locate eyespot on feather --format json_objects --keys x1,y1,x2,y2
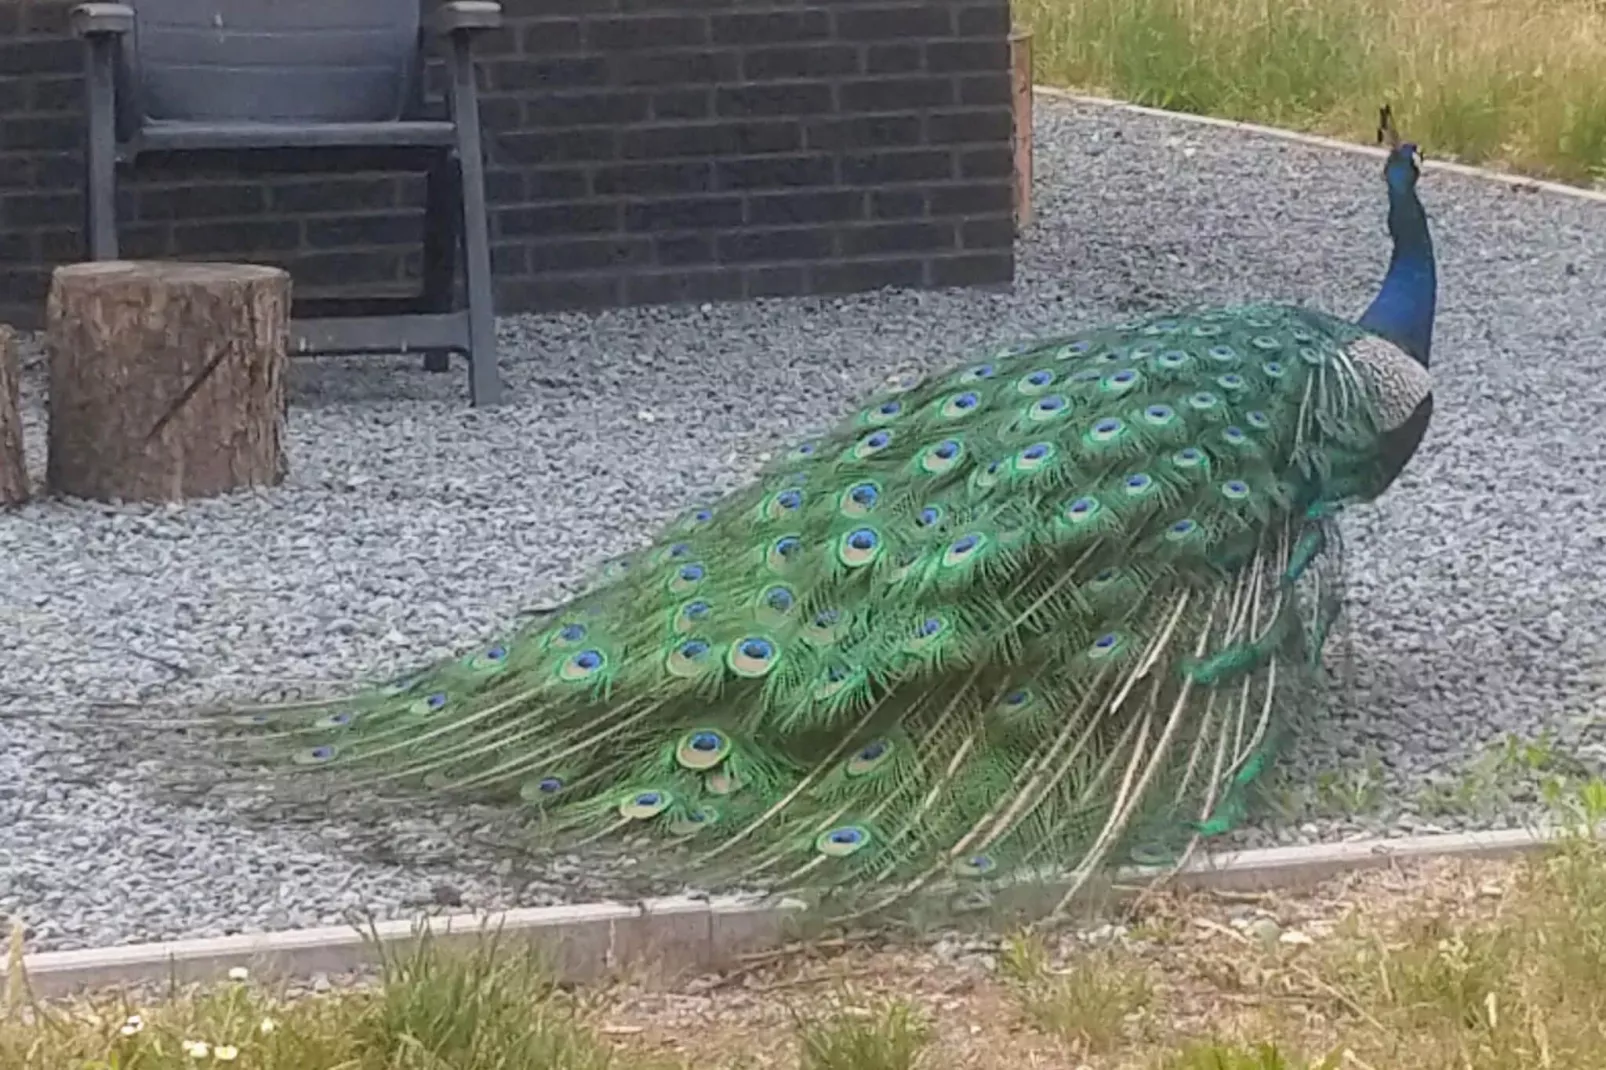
[
  {"x1": 836, "y1": 526, "x2": 883, "y2": 568},
  {"x1": 619, "y1": 790, "x2": 672, "y2": 820},
  {"x1": 815, "y1": 824, "x2": 872, "y2": 858},
  {"x1": 558, "y1": 649, "x2": 607, "y2": 683},
  {"x1": 838, "y1": 481, "x2": 881, "y2": 518},
  {"x1": 676, "y1": 728, "x2": 731, "y2": 770},
  {"x1": 846, "y1": 739, "x2": 894, "y2": 776},
  {"x1": 727, "y1": 635, "x2": 779, "y2": 677}
]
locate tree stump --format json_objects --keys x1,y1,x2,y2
[
  {"x1": 0, "y1": 325, "x2": 27, "y2": 506},
  {"x1": 46, "y1": 261, "x2": 291, "y2": 503}
]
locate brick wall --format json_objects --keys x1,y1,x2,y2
[{"x1": 0, "y1": 0, "x2": 1017, "y2": 329}]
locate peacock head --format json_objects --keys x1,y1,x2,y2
[{"x1": 1376, "y1": 104, "x2": 1422, "y2": 195}]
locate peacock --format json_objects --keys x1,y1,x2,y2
[{"x1": 208, "y1": 108, "x2": 1437, "y2": 922}]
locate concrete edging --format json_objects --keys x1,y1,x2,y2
[
  {"x1": 16, "y1": 825, "x2": 1573, "y2": 998},
  {"x1": 1034, "y1": 86, "x2": 1606, "y2": 206}
]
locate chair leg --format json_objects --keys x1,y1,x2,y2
[
  {"x1": 419, "y1": 152, "x2": 460, "y2": 375},
  {"x1": 447, "y1": 32, "x2": 501, "y2": 407},
  {"x1": 83, "y1": 36, "x2": 120, "y2": 260}
]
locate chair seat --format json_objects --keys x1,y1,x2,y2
[{"x1": 132, "y1": 119, "x2": 456, "y2": 153}]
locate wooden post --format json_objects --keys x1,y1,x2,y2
[
  {"x1": 1010, "y1": 27, "x2": 1034, "y2": 232},
  {"x1": 45, "y1": 261, "x2": 291, "y2": 503},
  {"x1": 0, "y1": 325, "x2": 27, "y2": 506}
]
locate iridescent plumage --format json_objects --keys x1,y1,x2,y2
[{"x1": 206, "y1": 110, "x2": 1438, "y2": 921}]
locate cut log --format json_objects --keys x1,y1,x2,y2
[
  {"x1": 1010, "y1": 27, "x2": 1034, "y2": 232},
  {"x1": 45, "y1": 261, "x2": 291, "y2": 503},
  {"x1": 0, "y1": 324, "x2": 27, "y2": 506}
]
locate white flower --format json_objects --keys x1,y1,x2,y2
[
  {"x1": 227, "y1": 966, "x2": 250, "y2": 982},
  {"x1": 258, "y1": 1017, "x2": 277, "y2": 1036},
  {"x1": 185, "y1": 1040, "x2": 210, "y2": 1059},
  {"x1": 214, "y1": 1045, "x2": 240, "y2": 1062},
  {"x1": 119, "y1": 1014, "x2": 145, "y2": 1037}
]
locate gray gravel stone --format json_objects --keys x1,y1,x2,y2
[{"x1": 3, "y1": 97, "x2": 1605, "y2": 952}]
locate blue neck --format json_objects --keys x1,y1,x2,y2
[{"x1": 1357, "y1": 177, "x2": 1436, "y2": 367}]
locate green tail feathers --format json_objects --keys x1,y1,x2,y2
[{"x1": 210, "y1": 303, "x2": 1428, "y2": 916}]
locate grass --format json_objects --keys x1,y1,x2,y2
[
  {"x1": 10, "y1": 783, "x2": 1606, "y2": 1069},
  {"x1": 1016, "y1": 0, "x2": 1606, "y2": 186}
]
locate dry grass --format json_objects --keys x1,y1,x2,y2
[
  {"x1": 9, "y1": 795, "x2": 1606, "y2": 1068},
  {"x1": 1017, "y1": 0, "x2": 1606, "y2": 186}
]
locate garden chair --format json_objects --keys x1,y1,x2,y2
[{"x1": 70, "y1": 0, "x2": 504, "y2": 406}]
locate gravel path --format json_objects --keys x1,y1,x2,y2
[{"x1": 4, "y1": 96, "x2": 1605, "y2": 953}]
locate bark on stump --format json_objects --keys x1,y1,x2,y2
[
  {"x1": 0, "y1": 324, "x2": 28, "y2": 506},
  {"x1": 46, "y1": 261, "x2": 290, "y2": 503}
]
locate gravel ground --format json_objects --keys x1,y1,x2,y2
[{"x1": 4, "y1": 96, "x2": 1606, "y2": 953}]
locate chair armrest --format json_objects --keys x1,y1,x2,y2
[
  {"x1": 433, "y1": 0, "x2": 502, "y2": 36},
  {"x1": 71, "y1": 2, "x2": 134, "y2": 37}
]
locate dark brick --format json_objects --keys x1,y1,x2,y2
[
  {"x1": 811, "y1": 257, "x2": 925, "y2": 293},
  {"x1": 654, "y1": 234, "x2": 716, "y2": 265},
  {"x1": 3, "y1": 191, "x2": 79, "y2": 227},
  {"x1": 525, "y1": 92, "x2": 652, "y2": 128},
  {"x1": 498, "y1": 128, "x2": 618, "y2": 165},
  {"x1": 0, "y1": 38, "x2": 78, "y2": 76},
  {"x1": 0, "y1": 0, "x2": 1017, "y2": 324},
  {"x1": 870, "y1": 190, "x2": 928, "y2": 219},
  {"x1": 743, "y1": 45, "x2": 859, "y2": 81},
  {"x1": 593, "y1": 161, "x2": 715, "y2": 197},
  {"x1": 959, "y1": 146, "x2": 1013, "y2": 178},
  {"x1": 710, "y1": 10, "x2": 830, "y2": 45},
  {"x1": 527, "y1": 236, "x2": 654, "y2": 273},
  {"x1": 841, "y1": 221, "x2": 954, "y2": 257},
  {"x1": 931, "y1": 251, "x2": 1013, "y2": 287},
  {"x1": 519, "y1": 19, "x2": 585, "y2": 54},
  {"x1": 138, "y1": 184, "x2": 265, "y2": 220},
  {"x1": 839, "y1": 77, "x2": 954, "y2": 111},
  {"x1": 295, "y1": 250, "x2": 412, "y2": 288},
  {"x1": 499, "y1": 274, "x2": 623, "y2": 312},
  {"x1": 492, "y1": 243, "x2": 528, "y2": 276},
  {"x1": 866, "y1": 45, "x2": 924, "y2": 75},
  {"x1": 745, "y1": 264, "x2": 808, "y2": 297},
  {"x1": 961, "y1": 217, "x2": 1015, "y2": 248},
  {"x1": 805, "y1": 114, "x2": 923, "y2": 152},
  {"x1": 501, "y1": 201, "x2": 623, "y2": 236},
  {"x1": 306, "y1": 213, "x2": 419, "y2": 249},
  {"x1": 491, "y1": 56, "x2": 609, "y2": 90},
  {"x1": 625, "y1": 196, "x2": 744, "y2": 231},
  {"x1": 29, "y1": 75, "x2": 79, "y2": 113},
  {"x1": 652, "y1": 89, "x2": 711, "y2": 120},
  {"x1": 0, "y1": 78, "x2": 27, "y2": 114},
  {"x1": 613, "y1": 50, "x2": 739, "y2": 86},
  {"x1": 959, "y1": 73, "x2": 1012, "y2": 106},
  {"x1": 928, "y1": 108, "x2": 1013, "y2": 144},
  {"x1": 956, "y1": 3, "x2": 1011, "y2": 36},
  {"x1": 626, "y1": 267, "x2": 744, "y2": 304},
  {"x1": 931, "y1": 182, "x2": 1013, "y2": 217},
  {"x1": 747, "y1": 190, "x2": 862, "y2": 226},
  {"x1": 525, "y1": 168, "x2": 593, "y2": 201},
  {"x1": 716, "y1": 83, "x2": 834, "y2": 118},
  {"x1": 268, "y1": 175, "x2": 396, "y2": 213},
  {"x1": 172, "y1": 219, "x2": 302, "y2": 256},
  {"x1": 1, "y1": 115, "x2": 78, "y2": 152},
  {"x1": 619, "y1": 121, "x2": 801, "y2": 160},
  {"x1": 586, "y1": 14, "x2": 710, "y2": 50},
  {"x1": 928, "y1": 40, "x2": 1009, "y2": 73},
  {"x1": 841, "y1": 149, "x2": 953, "y2": 185},
  {"x1": 717, "y1": 227, "x2": 835, "y2": 264},
  {"x1": 715, "y1": 153, "x2": 836, "y2": 191},
  {"x1": 834, "y1": 5, "x2": 953, "y2": 40}
]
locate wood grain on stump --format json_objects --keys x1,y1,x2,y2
[
  {"x1": 0, "y1": 324, "x2": 27, "y2": 506},
  {"x1": 45, "y1": 261, "x2": 290, "y2": 503}
]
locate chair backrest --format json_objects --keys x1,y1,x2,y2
[{"x1": 123, "y1": 0, "x2": 423, "y2": 127}]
